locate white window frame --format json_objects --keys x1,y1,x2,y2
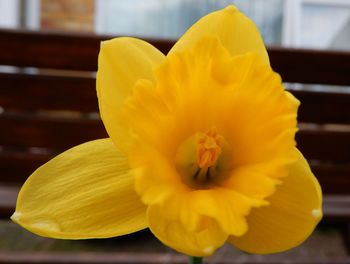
[
  {"x1": 25, "y1": 0, "x2": 40, "y2": 29},
  {"x1": 0, "y1": 0, "x2": 20, "y2": 28},
  {"x1": 0, "y1": 0, "x2": 40, "y2": 29},
  {"x1": 94, "y1": 0, "x2": 106, "y2": 34},
  {"x1": 303, "y1": 0, "x2": 350, "y2": 7},
  {"x1": 282, "y1": 0, "x2": 350, "y2": 47}
]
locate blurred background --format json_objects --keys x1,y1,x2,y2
[
  {"x1": 0, "y1": 0, "x2": 349, "y2": 50},
  {"x1": 0, "y1": 1, "x2": 350, "y2": 263}
]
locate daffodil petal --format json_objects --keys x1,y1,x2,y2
[
  {"x1": 12, "y1": 139, "x2": 147, "y2": 239},
  {"x1": 148, "y1": 205, "x2": 228, "y2": 257},
  {"x1": 169, "y1": 5, "x2": 269, "y2": 64},
  {"x1": 228, "y1": 149, "x2": 322, "y2": 254},
  {"x1": 97, "y1": 37, "x2": 165, "y2": 151}
]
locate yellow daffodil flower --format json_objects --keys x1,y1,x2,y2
[{"x1": 12, "y1": 5, "x2": 322, "y2": 257}]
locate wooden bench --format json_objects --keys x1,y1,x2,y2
[
  {"x1": 1, "y1": 251, "x2": 350, "y2": 264},
  {"x1": 0, "y1": 29, "x2": 350, "y2": 262}
]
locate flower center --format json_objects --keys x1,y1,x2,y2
[{"x1": 175, "y1": 127, "x2": 232, "y2": 189}]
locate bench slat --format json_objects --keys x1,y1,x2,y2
[
  {"x1": 0, "y1": 29, "x2": 172, "y2": 71},
  {"x1": 0, "y1": 185, "x2": 19, "y2": 218},
  {"x1": 0, "y1": 72, "x2": 97, "y2": 112},
  {"x1": 1, "y1": 72, "x2": 350, "y2": 123},
  {"x1": 294, "y1": 89, "x2": 350, "y2": 124},
  {"x1": 312, "y1": 163, "x2": 350, "y2": 194},
  {"x1": 268, "y1": 48, "x2": 350, "y2": 86},
  {"x1": 0, "y1": 252, "x2": 186, "y2": 264},
  {"x1": 0, "y1": 113, "x2": 349, "y2": 162},
  {"x1": 1, "y1": 181, "x2": 349, "y2": 221},
  {"x1": 296, "y1": 128, "x2": 350, "y2": 162},
  {"x1": 0, "y1": 29, "x2": 106, "y2": 71},
  {"x1": 0, "y1": 251, "x2": 348, "y2": 264},
  {"x1": 0, "y1": 151, "x2": 51, "y2": 184},
  {"x1": 1, "y1": 150, "x2": 349, "y2": 194},
  {"x1": 1, "y1": 29, "x2": 350, "y2": 86},
  {"x1": 0, "y1": 113, "x2": 108, "y2": 151}
]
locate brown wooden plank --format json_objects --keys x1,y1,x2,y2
[
  {"x1": 0, "y1": 112, "x2": 108, "y2": 150},
  {"x1": 0, "y1": 252, "x2": 350, "y2": 264},
  {"x1": 2, "y1": 184, "x2": 350, "y2": 224},
  {"x1": 2, "y1": 251, "x2": 348, "y2": 264},
  {"x1": 311, "y1": 163, "x2": 350, "y2": 194},
  {"x1": 0, "y1": 185, "x2": 18, "y2": 218},
  {"x1": 0, "y1": 252, "x2": 186, "y2": 264},
  {"x1": 323, "y1": 195, "x2": 350, "y2": 222},
  {"x1": 0, "y1": 29, "x2": 173, "y2": 71},
  {"x1": 0, "y1": 151, "x2": 53, "y2": 184},
  {"x1": 1, "y1": 71, "x2": 350, "y2": 123},
  {"x1": 1, "y1": 29, "x2": 350, "y2": 86},
  {"x1": 292, "y1": 89, "x2": 350, "y2": 124},
  {"x1": 0, "y1": 72, "x2": 97, "y2": 112},
  {"x1": 1, "y1": 178, "x2": 350, "y2": 223},
  {"x1": 268, "y1": 47, "x2": 350, "y2": 86},
  {"x1": 0, "y1": 149, "x2": 349, "y2": 195},
  {"x1": 296, "y1": 128, "x2": 350, "y2": 162},
  {"x1": 0, "y1": 112, "x2": 349, "y2": 161}
]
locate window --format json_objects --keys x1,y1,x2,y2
[{"x1": 283, "y1": 0, "x2": 350, "y2": 50}]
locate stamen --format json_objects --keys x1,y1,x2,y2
[
  {"x1": 196, "y1": 127, "x2": 223, "y2": 169},
  {"x1": 193, "y1": 167, "x2": 211, "y2": 182},
  {"x1": 175, "y1": 126, "x2": 232, "y2": 188}
]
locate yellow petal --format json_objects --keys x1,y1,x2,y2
[
  {"x1": 12, "y1": 139, "x2": 147, "y2": 239},
  {"x1": 148, "y1": 204, "x2": 228, "y2": 257},
  {"x1": 169, "y1": 5, "x2": 269, "y2": 64},
  {"x1": 97, "y1": 37, "x2": 165, "y2": 152},
  {"x1": 125, "y1": 38, "x2": 299, "y2": 233},
  {"x1": 228, "y1": 149, "x2": 322, "y2": 254},
  {"x1": 189, "y1": 188, "x2": 266, "y2": 237}
]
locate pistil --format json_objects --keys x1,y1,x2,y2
[{"x1": 175, "y1": 127, "x2": 231, "y2": 188}]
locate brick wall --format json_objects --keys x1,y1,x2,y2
[{"x1": 41, "y1": 0, "x2": 94, "y2": 32}]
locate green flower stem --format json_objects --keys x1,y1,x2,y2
[{"x1": 189, "y1": 256, "x2": 203, "y2": 264}]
